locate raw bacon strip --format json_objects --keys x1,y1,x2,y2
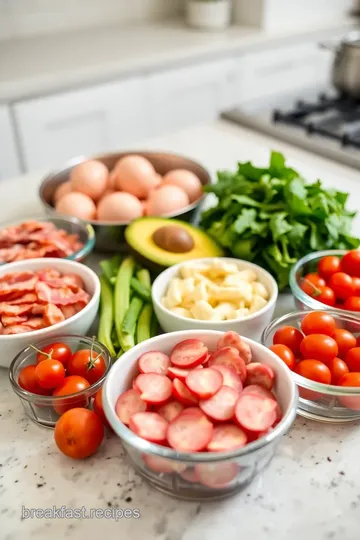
[
  {"x1": 25, "y1": 317, "x2": 46, "y2": 330},
  {"x1": 43, "y1": 304, "x2": 65, "y2": 326},
  {"x1": 2, "y1": 324, "x2": 33, "y2": 335},
  {"x1": 59, "y1": 302, "x2": 85, "y2": 319},
  {"x1": 0, "y1": 276, "x2": 38, "y2": 298},
  {"x1": 0, "y1": 303, "x2": 34, "y2": 316},
  {"x1": 0, "y1": 271, "x2": 35, "y2": 284},
  {"x1": 36, "y1": 282, "x2": 90, "y2": 306},
  {"x1": 7, "y1": 293, "x2": 37, "y2": 305},
  {"x1": 1, "y1": 315, "x2": 28, "y2": 326}
]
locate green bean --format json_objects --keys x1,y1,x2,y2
[
  {"x1": 114, "y1": 256, "x2": 136, "y2": 351},
  {"x1": 98, "y1": 275, "x2": 116, "y2": 357}
]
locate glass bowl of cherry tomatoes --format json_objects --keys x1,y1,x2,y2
[
  {"x1": 9, "y1": 335, "x2": 112, "y2": 428},
  {"x1": 262, "y1": 310, "x2": 360, "y2": 423},
  {"x1": 289, "y1": 249, "x2": 360, "y2": 315}
]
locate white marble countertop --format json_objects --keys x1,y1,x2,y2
[
  {"x1": 1, "y1": 120, "x2": 360, "y2": 540},
  {"x1": 0, "y1": 18, "x2": 357, "y2": 102}
]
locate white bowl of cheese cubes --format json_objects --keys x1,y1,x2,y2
[{"x1": 152, "y1": 258, "x2": 278, "y2": 340}]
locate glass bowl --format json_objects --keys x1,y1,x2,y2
[
  {"x1": 289, "y1": 249, "x2": 360, "y2": 316},
  {"x1": 103, "y1": 330, "x2": 298, "y2": 501},
  {"x1": 262, "y1": 310, "x2": 360, "y2": 423},
  {"x1": 9, "y1": 335, "x2": 112, "y2": 428},
  {"x1": 0, "y1": 215, "x2": 95, "y2": 264}
]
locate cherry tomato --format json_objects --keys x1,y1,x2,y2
[
  {"x1": 339, "y1": 372, "x2": 360, "y2": 387},
  {"x1": 327, "y1": 357, "x2": 349, "y2": 385},
  {"x1": 318, "y1": 256, "x2": 341, "y2": 281},
  {"x1": 328, "y1": 272, "x2": 355, "y2": 300},
  {"x1": 54, "y1": 408, "x2": 104, "y2": 459},
  {"x1": 345, "y1": 347, "x2": 360, "y2": 372},
  {"x1": 316, "y1": 287, "x2": 336, "y2": 307},
  {"x1": 53, "y1": 375, "x2": 90, "y2": 415},
  {"x1": 67, "y1": 349, "x2": 106, "y2": 384},
  {"x1": 357, "y1": 336, "x2": 360, "y2": 347},
  {"x1": 300, "y1": 334, "x2": 338, "y2": 364},
  {"x1": 332, "y1": 329, "x2": 356, "y2": 359},
  {"x1": 344, "y1": 296, "x2": 360, "y2": 312},
  {"x1": 301, "y1": 312, "x2": 336, "y2": 337},
  {"x1": 93, "y1": 388, "x2": 111, "y2": 429},
  {"x1": 272, "y1": 326, "x2": 303, "y2": 355},
  {"x1": 18, "y1": 365, "x2": 52, "y2": 395},
  {"x1": 353, "y1": 277, "x2": 360, "y2": 296},
  {"x1": 341, "y1": 250, "x2": 360, "y2": 278},
  {"x1": 300, "y1": 273, "x2": 326, "y2": 296},
  {"x1": 35, "y1": 359, "x2": 66, "y2": 389},
  {"x1": 338, "y1": 372, "x2": 360, "y2": 410},
  {"x1": 36, "y1": 342, "x2": 72, "y2": 366},
  {"x1": 269, "y1": 344, "x2": 296, "y2": 370},
  {"x1": 295, "y1": 360, "x2": 331, "y2": 384}
]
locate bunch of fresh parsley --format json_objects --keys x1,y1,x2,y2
[{"x1": 200, "y1": 152, "x2": 360, "y2": 290}]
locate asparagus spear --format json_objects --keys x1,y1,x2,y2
[
  {"x1": 100, "y1": 255, "x2": 122, "y2": 284},
  {"x1": 114, "y1": 256, "x2": 136, "y2": 351},
  {"x1": 98, "y1": 275, "x2": 116, "y2": 357},
  {"x1": 136, "y1": 304, "x2": 153, "y2": 344},
  {"x1": 130, "y1": 277, "x2": 151, "y2": 301}
]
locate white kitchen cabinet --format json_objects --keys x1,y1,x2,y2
[
  {"x1": 146, "y1": 59, "x2": 234, "y2": 136},
  {"x1": 0, "y1": 106, "x2": 21, "y2": 180},
  {"x1": 14, "y1": 78, "x2": 148, "y2": 171}
]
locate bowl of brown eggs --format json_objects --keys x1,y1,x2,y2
[{"x1": 39, "y1": 151, "x2": 211, "y2": 252}]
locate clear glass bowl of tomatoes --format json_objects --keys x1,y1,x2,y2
[
  {"x1": 9, "y1": 335, "x2": 112, "y2": 428},
  {"x1": 289, "y1": 249, "x2": 360, "y2": 315},
  {"x1": 262, "y1": 310, "x2": 360, "y2": 423}
]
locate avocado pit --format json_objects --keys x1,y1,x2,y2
[{"x1": 152, "y1": 226, "x2": 195, "y2": 253}]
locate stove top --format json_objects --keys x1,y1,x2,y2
[{"x1": 222, "y1": 91, "x2": 360, "y2": 170}]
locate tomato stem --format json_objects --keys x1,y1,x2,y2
[
  {"x1": 30, "y1": 344, "x2": 54, "y2": 360},
  {"x1": 86, "y1": 337, "x2": 102, "y2": 372},
  {"x1": 301, "y1": 278, "x2": 322, "y2": 297}
]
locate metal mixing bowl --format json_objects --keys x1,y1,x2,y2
[{"x1": 39, "y1": 151, "x2": 211, "y2": 252}]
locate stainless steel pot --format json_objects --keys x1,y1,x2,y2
[{"x1": 320, "y1": 31, "x2": 360, "y2": 99}]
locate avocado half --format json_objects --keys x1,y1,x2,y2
[{"x1": 125, "y1": 217, "x2": 224, "y2": 267}]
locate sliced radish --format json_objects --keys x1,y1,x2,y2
[
  {"x1": 115, "y1": 389, "x2": 147, "y2": 425},
  {"x1": 129, "y1": 412, "x2": 168, "y2": 443},
  {"x1": 138, "y1": 351, "x2": 170, "y2": 375},
  {"x1": 199, "y1": 386, "x2": 239, "y2": 422},
  {"x1": 208, "y1": 347, "x2": 246, "y2": 383},
  {"x1": 157, "y1": 401, "x2": 184, "y2": 423},
  {"x1": 142, "y1": 454, "x2": 174, "y2": 474},
  {"x1": 185, "y1": 368, "x2": 223, "y2": 399},
  {"x1": 195, "y1": 462, "x2": 239, "y2": 489},
  {"x1": 207, "y1": 424, "x2": 247, "y2": 452},
  {"x1": 167, "y1": 408, "x2": 213, "y2": 452},
  {"x1": 168, "y1": 366, "x2": 189, "y2": 382},
  {"x1": 235, "y1": 394, "x2": 277, "y2": 432},
  {"x1": 135, "y1": 373, "x2": 172, "y2": 405},
  {"x1": 179, "y1": 468, "x2": 200, "y2": 483},
  {"x1": 210, "y1": 365, "x2": 243, "y2": 394},
  {"x1": 217, "y1": 331, "x2": 252, "y2": 365},
  {"x1": 245, "y1": 362, "x2": 275, "y2": 390},
  {"x1": 242, "y1": 385, "x2": 282, "y2": 424},
  {"x1": 172, "y1": 378, "x2": 198, "y2": 406},
  {"x1": 170, "y1": 339, "x2": 208, "y2": 368}
]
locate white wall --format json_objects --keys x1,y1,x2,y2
[{"x1": 0, "y1": 0, "x2": 183, "y2": 40}]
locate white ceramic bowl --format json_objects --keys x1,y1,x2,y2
[
  {"x1": 0, "y1": 258, "x2": 100, "y2": 368},
  {"x1": 103, "y1": 330, "x2": 298, "y2": 500},
  {"x1": 152, "y1": 258, "x2": 278, "y2": 341}
]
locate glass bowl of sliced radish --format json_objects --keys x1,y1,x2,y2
[{"x1": 102, "y1": 330, "x2": 298, "y2": 500}]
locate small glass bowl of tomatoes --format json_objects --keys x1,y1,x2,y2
[
  {"x1": 262, "y1": 310, "x2": 360, "y2": 423},
  {"x1": 9, "y1": 335, "x2": 112, "y2": 428},
  {"x1": 289, "y1": 249, "x2": 360, "y2": 315}
]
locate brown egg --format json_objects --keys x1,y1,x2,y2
[
  {"x1": 163, "y1": 169, "x2": 203, "y2": 202},
  {"x1": 70, "y1": 160, "x2": 109, "y2": 201},
  {"x1": 56, "y1": 192, "x2": 97, "y2": 221},
  {"x1": 53, "y1": 181, "x2": 72, "y2": 203},
  {"x1": 113, "y1": 155, "x2": 160, "y2": 199},
  {"x1": 146, "y1": 185, "x2": 190, "y2": 216},
  {"x1": 97, "y1": 192, "x2": 143, "y2": 222}
]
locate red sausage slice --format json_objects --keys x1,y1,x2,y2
[
  {"x1": 199, "y1": 386, "x2": 239, "y2": 421},
  {"x1": 157, "y1": 401, "x2": 184, "y2": 423},
  {"x1": 208, "y1": 347, "x2": 247, "y2": 383},
  {"x1": 217, "y1": 331, "x2": 252, "y2": 365},
  {"x1": 210, "y1": 365, "x2": 243, "y2": 394},
  {"x1": 195, "y1": 462, "x2": 239, "y2": 489},
  {"x1": 129, "y1": 412, "x2": 168, "y2": 443},
  {"x1": 115, "y1": 389, "x2": 147, "y2": 425},
  {"x1": 134, "y1": 373, "x2": 172, "y2": 405},
  {"x1": 179, "y1": 468, "x2": 200, "y2": 483},
  {"x1": 185, "y1": 368, "x2": 223, "y2": 399},
  {"x1": 167, "y1": 408, "x2": 213, "y2": 452},
  {"x1": 170, "y1": 339, "x2": 208, "y2": 368},
  {"x1": 138, "y1": 351, "x2": 170, "y2": 375},
  {"x1": 242, "y1": 385, "x2": 282, "y2": 423},
  {"x1": 168, "y1": 366, "x2": 190, "y2": 382},
  {"x1": 142, "y1": 454, "x2": 174, "y2": 474},
  {"x1": 245, "y1": 362, "x2": 275, "y2": 390},
  {"x1": 235, "y1": 394, "x2": 277, "y2": 432},
  {"x1": 172, "y1": 378, "x2": 198, "y2": 406},
  {"x1": 207, "y1": 424, "x2": 247, "y2": 452}
]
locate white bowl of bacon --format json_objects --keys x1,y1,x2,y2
[
  {"x1": 0, "y1": 258, "x2": 100, "y2": 368},
  {"x1": 103, "y1": 330, "x2": 298, "y2": 500}
]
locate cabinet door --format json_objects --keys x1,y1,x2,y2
[
  {"x1": 14, "y1": 78, "x2": 148, "y2": 171},
  {"x1": 147, "y1": 59, "x2": 234, "y2": 136},
  {"x1": 0, "y1": 106, "x2": 21, "y2": 180}
]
